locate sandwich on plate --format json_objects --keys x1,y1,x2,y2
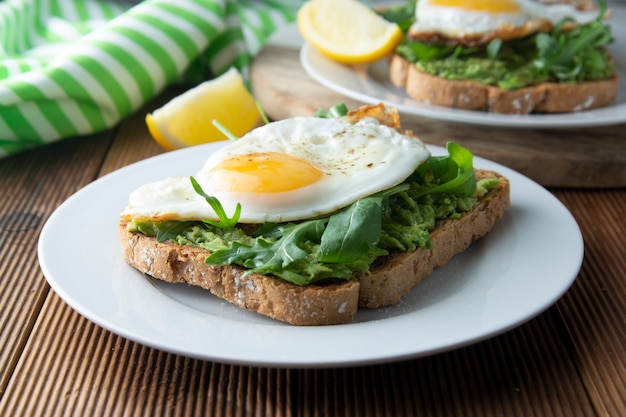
[
  {"x1": 119, "y1": 104, "x2": 510, "y2": 325},
  {"x1": 383, "y1": 0, "x2": 619, "y2": 113}
]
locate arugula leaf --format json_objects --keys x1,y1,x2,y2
[
  {"x1": 487, "y1": 39, "x2": 502, "y2": 60},
  {"x1": 397, "y1": 42, "x2": 459, "y2": 62},
  {"x1": 190, "y1": 176, "x2": 241, "y2": 228},
  {"x1": 314, "y1": 103, "x2": 349, "y2": 118},
  {"x1": 419, "y1": 142, "x2": 476, "y2": 197},
  {"x1": 534, "y1": 17, "x2": 614, "y2": 82},
  {"x1": 205, "y1": 219, "x2": 327, "y2": 285},
  {"x1": 320, "y1": 196, "x2": 384, "y2": 263},
  {"x1": 131, "y1": 220, "x2": 198, "y2": 243},
  {"x1": 212, "y1": 101, "x2": 268, "y2": 141},
  {"x1": 256, "y1": 101, "x2": 270, "y2": 125},
  {"x1": 377, "y1": 0, "x2": 417, "y2": 32},
  {"x1": 212, "y1": 120, "x2": 239, "y2": 141}
]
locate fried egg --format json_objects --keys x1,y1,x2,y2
[
  {"x1": 408, "y1": 0, "x2": 601, "y2": 45},
  {"x1": 122, "y1": 116, "x2": 430, "y2": 224}
]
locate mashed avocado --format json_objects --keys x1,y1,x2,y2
[{"x1": 416, "y1": 56, "x2": 547, "y2": 90}]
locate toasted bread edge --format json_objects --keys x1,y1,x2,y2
[{"x1": 389, "y1": 54, "x2": 619, "y2": 114}]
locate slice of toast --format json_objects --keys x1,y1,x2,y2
[
  {"x1": 389, "y1": 54, "x2": 619, "y2": 114},
  {"x1": 119, "y1": 169, "x2": 510, "y2": 325}
]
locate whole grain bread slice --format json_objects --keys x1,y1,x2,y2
[
  {"x1": 119, "y1": 169, "x2": 510, "y2": 325},
  {"x1": 389, "y1": 54, "x2": 619, "y2": 114}
]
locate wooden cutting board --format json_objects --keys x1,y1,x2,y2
[{"x1": 250, "y1": 30, "x2": 626, "y2": 188}]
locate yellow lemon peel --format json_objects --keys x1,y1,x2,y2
[
  {"x1": 297, "y1": 0, "x2": 403, "y2": 64},
  {"x1": 146, "y1": 68, "x2": 261, "y2": 151}
]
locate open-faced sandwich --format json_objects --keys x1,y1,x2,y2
[
  {"x1": 119, "y1": 104, "x2": 510, "y2": 325},
  {"x1": 383, "y1": 0, "x2": 619, "y2": 113}
]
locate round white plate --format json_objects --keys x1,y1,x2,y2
[
  {"x1": 299, "y1": 5, "x2": 626, "y2": 128},
  {"x1": 38, "y1": 143, "x2": 583, "y2": 368}
]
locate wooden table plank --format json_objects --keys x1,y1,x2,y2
[
  {"x1": 1, "y1": 293, "x2": 296, "y2": 417},
  {"x1": 0, "y1": 295, "x2": 600, "y2": 416},
  {"x1": 0, "y1": 132, "x2": 113, "y2": 396},
  {"x1": 553, "y1": 189, "x2": 626, "y2": 417}
]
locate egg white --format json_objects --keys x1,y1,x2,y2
[
  {"x1": 520, "y1": 0, "x2": 600, "y2": 25},
  {"x1": 409, "y1": 0, "x2": 601, "y2": 44},
  {"x1": 122, "y1": 116, "x2": 430, "y2": 224}
]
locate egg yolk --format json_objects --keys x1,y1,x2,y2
[
  {"x1": 207, "y1": 152, "x2": 324, "y2": 193},
  {"x1": 431, "y1": 0, "x2": 521, "y2": 12}
]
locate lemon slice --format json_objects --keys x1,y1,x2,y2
[
  {"x1": 146, "y1": 68, "x2": 261, "y2": 151},
  {"x1": 297, "y1": 0, "x2": 403, "y2": 64}
]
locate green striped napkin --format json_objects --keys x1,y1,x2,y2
[{"x1": 0, "y1": 0, "x2": 300, "y2": 158}]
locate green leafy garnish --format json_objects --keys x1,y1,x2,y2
[
  {"x1": 533, "y1": 6, "x2": 614, "y2": 82},
  {"x1": 258, "y1": 103, "x2": 270, "y2": 124},
  {"x1": 212, "y1": 119, "x2": 240, "y2": 141},
  {"x1": 314, "y1": 102, "x2": 349, "y2": 118},
  {"x1": 190, "y1": 176, "x2": 241, "y2": 228},
  {"x1": 377, "y1": 0, "x2": 417, "y2": 32},
  {"x1": 320, "y1": 183, "x2": 410, "y2": 263},
  {"x1": 211, "y1": 101, "x2": 269, "y2": 141},
  {"x1": 130, "y1": 220, "x2": 198, "y2": 243},
  {"x1": 417, "y1": 142, "x2": 476, "y2": 197},
  {"x1": 320, "y1": 196, "x2": 384, "y2": 263},
  {"x1": 486, "y1": 39, "x2": 502, "y2": 60},
  {"x1": 205, "y1": 220, "x2": 328, "y2": 285}
]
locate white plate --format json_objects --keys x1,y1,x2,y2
[
  {"x1": 300, "y1": 4, "x2": 626, "y2": 128},
  {"x1": 38, "y1": 143, "x2": 583, "y2": 368}
]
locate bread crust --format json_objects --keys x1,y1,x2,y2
[
  {"x1": 389, "y1": 54, "x2": 619, "y2": 114},
  {"x1": 118, "y1": 227, "x2": 360, "y2": 325},
  {"x1": 119, "y1": 169, "x2": 510, "y2": 325}
]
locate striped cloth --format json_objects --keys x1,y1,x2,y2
[{"x1": 0, "y1": 0, "x2": 300, "y2": 158}]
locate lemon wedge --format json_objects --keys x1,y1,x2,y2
[
  {"x1": 146, "y1": 68, "x2": 261, "y2": 151},
  {"x1": 297, "y1": 0, "x2": 403, "y2": 64}
]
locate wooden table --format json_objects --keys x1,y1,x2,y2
[{"x1": 1, "y1": 78, "x2": 626, "y2": 417}]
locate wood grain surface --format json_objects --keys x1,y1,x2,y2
[
  {"x1": 251, "y1": 44, "x2": 626, "y2": 188},
  {"x1": 0, "y1": 49, "x2": 624, "y2": 417}
]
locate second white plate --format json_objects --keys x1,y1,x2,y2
[{"x1": 299, "y1": 4, "x2": 626, "y2": 128}]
